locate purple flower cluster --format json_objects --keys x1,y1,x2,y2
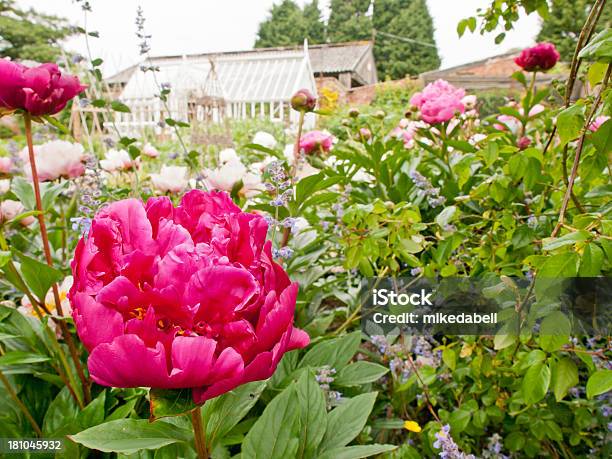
[
  {"x1": 433, "y1": 425, "x2": 475, "y2": 459},
  {"x1": 315, "y1": 365, "x2": 342, "y2": 408},
  {"x1": 482, "y1": 433, "x2": 508, "y2": 459},
  {"x1": 409, "y1": 170, "x2": 446, "y2": 207}
]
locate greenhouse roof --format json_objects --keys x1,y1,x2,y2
[{"x1": 119, "y1": 46, "x2": 316, "y2": 103}]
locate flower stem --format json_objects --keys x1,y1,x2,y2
[
  {"x1": 191, "y1": 406, "x2": 209, "y2": 459},
  {"x1": 23, "y1": 114, "x2": 91, "y2": 405},
  {"x1": 0, "y1": 368, "x2": 43, "y2": 437},
  {"x1": 281, "y1": 110, "x2": 306, "y2": 248}
]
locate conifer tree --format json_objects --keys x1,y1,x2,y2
[
  {"x1": 327, "y1": 0, "x2": 373, "y2": 43},
  {"x1": 255, "y1": 0, "x2": 307, "y2": 48}
]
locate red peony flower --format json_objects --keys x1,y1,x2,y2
[
  {"x1": 514, "y1": 43, "x2": 560, "y2": 72},
  {"x1": 0, "y1": 59, "x2": 86, "y2": 116},
  {"x1": 69, "y1": 190, "x2": 309, "y2": 403}
]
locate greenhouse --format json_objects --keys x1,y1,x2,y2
[{"x1": 114, "y1": 43, "x2": 317, "y2": 135}]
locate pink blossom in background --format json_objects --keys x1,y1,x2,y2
[
  {"x1": 0, "y1": 200, "x2": 35, "y2": 226},
  {"x1": 142, "y1": 143, "x2": 160, "y2": 158},
  {"x1": 589, "y1": 115, "x2": 610, "y2": 132},
  {"x1": 150, "y1": 165, "x2": 189, "y2": 193},
  {"x1": 69, "y1": 190, "x2": 308, "y2": 403},
  {"x1": 0, "y1": 59, "x2": 86, "y2": 116},
  {"x1": 515, "y1": 43, "x2": 560, "y2": 72},
  {"x1": 0, "y1": 157, "x2": 12, "y2": 174},
  {"x1": 299, "y1": 130, "x2": 334, "y2": 155},
  {"x1": 100, "y1": 149, "x2": 137, "y2": 172},
  {"x1": 20, "y1": 140, "x2": 86, "y2": 181},
  {"x1": 410, "y1": 79, "x2": 466, "y2": 124}
]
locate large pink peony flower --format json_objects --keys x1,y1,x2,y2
[
  {"x1": 0, "y1": 60, "x2": 85, "y2": 116},
  {"x1": 20, "y1": 140, "x2": 86, "y2": 181},
  {"x1": 69, "y1": 190, "x2": 309, "y2": 403},
  {"x1": 299, "y1": 130, "x2": 334, "y2": 155},
  {"x1": 514, "y1": 43, "x2": 560, "y2": 72},
  {"x1": 410, "y1": 79, "x2": 466, "y2": 124}
]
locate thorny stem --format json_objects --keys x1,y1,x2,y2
[
  {"x1": 191, "y1": 406, "x2": 209, "y2": 459},
  {"x1": 552, "y1": 64, "x2": 611, "y2": 237},
  {"x1": 0, "y1": 367, "x2": 43, "y2": 436},
  {"x1": 23, "y1": 114, "x2": 91, "y2": 405}
]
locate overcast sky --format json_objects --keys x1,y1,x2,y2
[{"x1": 17, "y1": 0, "x2": 541, "y2": 76}]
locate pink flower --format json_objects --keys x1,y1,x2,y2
[
  {"x1": 515, "y1": 43, "x2": 560, "y2": 72},
  {"x1": 20, "y1": 140, "x2": 86, "y2": 181},
  {"x1": 68, "y1": 190, "x2": 309, "y2": 403},
  {"x1": 290, "y1": 88, "x2": 316, "y2": 113},
  {"x1": 142, "y1": 143, "x2": 160, "y2": 158},
  {"x1": 517, "y1": 136, "x2": 531, "y2": 150},
  {"x1": 589, "y1": 115, "x2": 610, "y2": 132},
  {"x1": 0, "y1": 157, "x2": 12, "y2": 174},
  {"x1": 359, "y1": 128, "x2": 372, "y2": 140},
  {"x1": 0, "y1": 200, "x2": 34, "y2": 226},
  {"x1": 299, "y1": 130, "x2": 334, "y2": 155},
  {"x1": 0, "y1": 60, "x2": 86, "y2": 116},
  {"x1": 410, "y1": 79, "x2": 466, "y2": 124}
]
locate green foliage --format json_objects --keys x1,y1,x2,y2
[
  {"x1": 255, "y1": 0, "x2": 325, "y2": 48},
  {"x1": 538, "y1": 1, "x2": 612, "y2": 61},
  {"x1": 373, "y1": 0, "x2": 441, "y2": 79},
  {"x1": 327, "y1": 0, "x2": 372, "y2": 43},
  {"x1": 0, "y1": 0, "x2": 74, "y2": 62}
]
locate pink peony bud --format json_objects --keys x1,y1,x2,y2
[
  {"x1": 290, "y1": 88, "x2": 316, "y2": 113},
  {"x1": 517, "y1": 136, "x2": 531, "y2": 150},
  {"x1": 359, "y1": 127, "x2": 372, "y2": 140},
  {"x1": 68, "y1": 191, "x2": 309, "y2": 403},
  {"x1": 514, "y1": 43, "x2": 560, "y2": 72},
  {"x1": 589, "y1": 115, "x2": 610, "y2": 132},
  {"x1": 0, "y1": 59, "x2": 86, "y2": 116}
]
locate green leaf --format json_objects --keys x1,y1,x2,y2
[
  {"x1": 0, "y1": 251, "x2": 11, "y2": 268},
  {"x1": 590, "y1": 118, "x2": 612, "y2": 155},
  {"x1": 552, "y1": 357, "x2": 578, "y2": 401},
  {"x1": 111, "y1": 100, "x2": 131, "y2": 113},
  {"x1": 318, "y1": 444, "x2": 397, "y2": 459},
  {"x1": 301, "y1": 331, "x2": 361, "y2": 370},
  {"x1": 42, "y1": 115, "x2": 71, "y2": 135},
  {"x1": 202, "y1": 380, "x2": 266, "y2": 449},
  {"x1": 242, "y1": 383, "x2": 300, "y2": 459},
  {"x1": 15, "y1": 251, "x2": 64, "y2": 303},
  {"x1": 77, "y1": 391, "x2": 107, "y2": 429},
  {"x1": 586, "y1": 369, "x2": 612, "y2": 399},
  {"x1": 578, "y1": 28, "x2": 612, "y2": 63},
  {"x1": 538, "y1": 311, "x2": 571, "y2": 352},
  {"x1": 296, "y1": 370, "x2": 327, "y2": 458},
  {"x1": 0, "y1": 351, "x2": 50, "y2": 366},
  {"x1": 43, "y1": 386, "x2": 79, "y2": 436},
  {"x1": 505, "y1": 431, "x2": 525, "y2": 451},
  {"x1": 449, "y1": 408, "x2": 471, "y2": 434},
  {"x1": 541, "y1": 230, "x2": 590, "y2": 251},
  {"x1": 442, "y1": 348, "x2": 457, "y2": 371},
  {"x1": 435, "y1": 206, "x2": 457, "y2": 228},
  {"x1": 334, "y1": 361, "x2": 389, "y2": 387},
  {"x1": 149, "y1": 388, "x2": 196, "y2": 421},
  {"x1": 68, "y1": 419, "x2": 191, "y2": 454},
  {"x1": 587, "y1": 62, "x2": 608, "y2": 87},
  {"x1": 522, "y1": 362, "x2": 551, "y2": 404},
  {"x1": 319, "y1": 392, "x2": 377, "y2": 452},
  {"x1": 557, "y1": 104, "x2": 585, "y2": 146}
]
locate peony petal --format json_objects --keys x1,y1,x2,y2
[{"x1": 71, "y1": 292, "x2": 124, "y2": 351}]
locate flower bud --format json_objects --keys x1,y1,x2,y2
[
  {"x1": 374, "y1": 110, "x2": 386, "y2": 119},
  {"x1": 517, "y1": 136, "x2": 531, "y2": 150},
  {"x1": 290, "y1": 88, "x2": 316, "y2": 112},
  {"x1": 348, "y1": 107, "x2": 360, "y2": 118}
]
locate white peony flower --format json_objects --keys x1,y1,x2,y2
[
  {"x1": 219, "y1": 148, "x2": 240, "y2": 164},
  {"x1": 0, "y1": 179, "x2": 10, "y2": 194},
  {"x1": 252, "y1": 131, "x2": 277, "y2": 149},
  {"x1": 100, "y1": 149, "x2": 136, "y2": 172},
  {"x1": 204, "y1": 158, "x2": 247, "y2": 192},
  {"x1": 20, "y1": 140, "x2": 86, "y2": 181},
  {"x1": 150, "y1": 165, "x2": 189, "y2": 193}
]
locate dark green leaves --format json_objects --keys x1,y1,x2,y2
[
  {"x1": 14, "y1": 251, "x2": 63, "y2": 303},
  {"x1": 69, "y1": 419, "x2": 191, "y2": 454},
  {"x1": 149, "y1": 388, "x2": 196, "y2": 421},
  {"x1": 334, "y1": 362, "x2": 389, "y2": 387},
  {"x1": 300, "y1": 331, "x2": 361, "y2": 370}
]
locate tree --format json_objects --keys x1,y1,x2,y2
[
  {"x1": 327, "y1": 0, "x2": 373, "y2": 43},
  {"x1": 256, "y1": 0, "x2": 318, "y2": 48},
  {"x1": 303, "y1": 0, "x2": 326, "y2": 44},
  {"x1": 0, "y1": 0, "x2": 73, "y2": 62},
  {"x1": 537, "y1": 0, "x2": 612, "y2": 61},
  {"x1": 373, "y1": 0, "x2": 440, "y2": 79}
]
